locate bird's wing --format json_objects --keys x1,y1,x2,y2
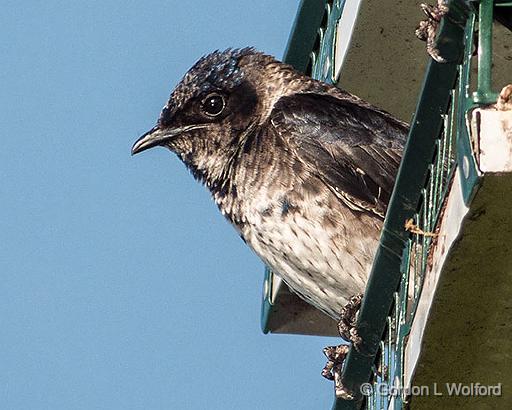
[{"x1": 269, "y1": 92, "x2": 409, "y2": 218}]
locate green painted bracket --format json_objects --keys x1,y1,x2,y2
[
  {"x1": 282, "y1": 0, "x2": 329, "y2": 73},
  {"x1": 310, "y1": 0, "x2": 345, "y2": 84},
  {"x1": 261, "y1": 0, "x2": 510, "y2": 408},
  {"x1": 473, "y1": 0, "x2": 498, "y2": 103},
  {"x1": 333, "y1": 1, "x2": 469, "y2": 407}
]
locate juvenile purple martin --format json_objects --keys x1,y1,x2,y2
[{"x1": 132, "y1": 48, "x2": 407, "y2": 327}]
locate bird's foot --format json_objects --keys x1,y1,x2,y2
[
  {"x1": 321, "y1": 344, "x2": 356, "y2": 399},
  {"x1": 497, "y1": 84, "x2": 512, "y2": 111},
  {"x1": 337, "y1": 293, "x2": 363, "y2": 350},
  {"x1": 321, "y1": 294, "x2": 363, "y2": 390},
  {"x1": 321, "y1": 344, "x2": 349, "y2": 381},
  {"x1": 416, "y1": 0, "x2": 449, "y2": 63}
]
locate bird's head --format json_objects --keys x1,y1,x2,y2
[{"x1": 131, "y1": 48, "x2": 297, "y2": 184}]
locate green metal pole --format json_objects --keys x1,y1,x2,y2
[{"x1": 473, "y1": 0, "x2": 496, "y2": 103}]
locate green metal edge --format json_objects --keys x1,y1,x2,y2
[
  {"x1": 456, "y1": 11, "x2": 481, "y2": 205},
  {"x1": 473, "y1": 0, "x2": 499, "y2": 103},
  {"x1": 333, "y1": 2, "x2": 469, "y2": 408},
  {"x1": 311, "y1": 0, "x2": 345, "y2": 84},
  {"x1": 283, "y1": 0, "x2": 328, "y2": 72}
]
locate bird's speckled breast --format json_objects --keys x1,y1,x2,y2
[{"x1": 231, "y1": 184, "x2": 382, "y2": 319}]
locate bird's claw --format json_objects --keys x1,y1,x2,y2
[
  {"x1": 420, "y1": 1, "x2": 449, "y2": 20},
  {"x1": 348, "y1": 327, "x2": 362, "y2": 348},
  {"x1": 337, "y1": 293, "x2": 363, "y2": 350},
  {"x1": 321, "y1": 294, "x2": 363, "y2": 386},
  {"x1": 321, "y1": 344, "x2": 349, "y2": 380},
  {"x1": 497, "y1": 84, "x2": 512, "y2": 111},
  {"x1": 416, "y1": 0, "x2": 449, "y2": 63},
  {"x1": 321, "y1": 344, "x2": 356, "y2": 399}
]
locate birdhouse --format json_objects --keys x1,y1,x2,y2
[{"x1": 260, "y1": 0, "x2": 512, "y2": 408}]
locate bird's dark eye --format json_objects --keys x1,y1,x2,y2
[{"x1": 201, "y1": 93, "x2": 225, "y2": 117}]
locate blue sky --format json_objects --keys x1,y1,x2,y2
[{"x1": 1, "y1": 1, "x2": 340, "y2": 409}]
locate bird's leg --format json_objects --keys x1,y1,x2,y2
[
  {"x1": 415, "y1": 0, "x2": 449, "y2": 63},
  {"x1": 337, "y1": 293, "x2": 363, "y2": 349}
]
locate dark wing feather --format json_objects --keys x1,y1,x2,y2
[{"x1": 269, "y1": 92, "x2": 408, "y2": 218}]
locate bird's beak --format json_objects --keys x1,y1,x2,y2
[
  {"x1": 132, "y1": 124, "x2": 208, "y2": 155},
  {"x1": 131, "y1": 126, "x2": 171, "y2": 155},
  {"x1": 132, "y1": 125, "x2": 185, "y2": 155}
]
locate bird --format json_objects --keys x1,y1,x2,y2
[{"x1": 132, "y1": 47, "x2": 408, "y2": 334}]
